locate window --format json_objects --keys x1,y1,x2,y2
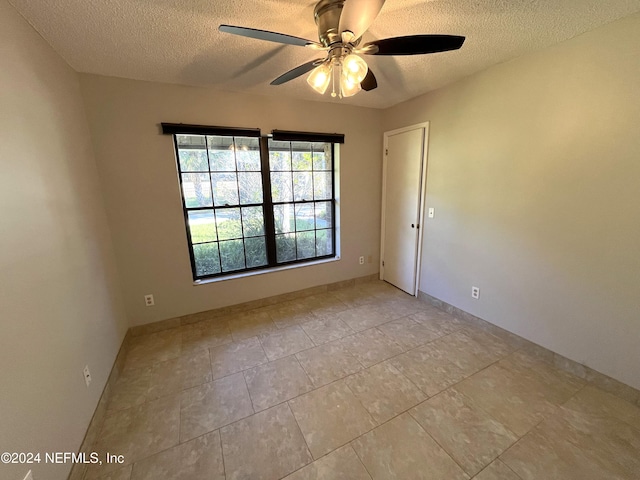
[
  {"x1": 268, "y1": 139, "x2": 334, "y2": 263},
  {"x1": 163, "y1": 124, "x2": 341, "y2": 281}
]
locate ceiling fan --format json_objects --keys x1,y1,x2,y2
[{"x1": 219, "y1": 0, "x2": 465, "y2": 98}]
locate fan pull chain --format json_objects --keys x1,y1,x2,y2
[{"x1": 331, "y1": 61, "x2": 338, "y2": 98}]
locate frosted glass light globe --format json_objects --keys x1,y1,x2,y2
[
  {"x1": 306, "y1": 63, "x2": 331, "y2": 94},
  {"x1": 342, "y1": 54, "x2": 368, "y2": 84}
]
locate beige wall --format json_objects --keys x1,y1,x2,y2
[
  {"x1": 383, "y1": 13, "x2": 640, "y2": 389},
  {"x1": 79, "y1": 75, "x2": 383, "y2": 326},
  {"x1": 0, "y1": 1, "x2": 128, "y2": 479}
]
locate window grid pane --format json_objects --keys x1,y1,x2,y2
[
  {"x1": 235, "y1": 137, "x2": 261, "y2": 171},
  {"x1": 193, "y1": 242, "x2": 221, "y2": 277},
  {"x1": 316, "y1": 229, "x2": 333, "y2": 256},
  {"x1": 182, "y1": 173, "x2": 213, "y2": 208},
  {"x1": 207, "y1": 136, "x2": 236, "y2": 171},
  {"x1": 238, "y1": 172, "x2": 264, "y2": 205},
  {"x1": 211, "y1": 172, "x2": 239, "y2": 206},
  {"x1": 245, "y1": 236, "x2": 268, "y2": 267},
  {"x1": 276, "y1": 233, "x2": 296, "y2": 263},
  {"x1": 271, "y1": 171, "x2": 293, "y2": 203},
  {"x1": 241, "y1": 206, "x2": 265, "y2": 238},
  {"x1": 296, "y1": 231, "x2": 316, "y2": 259},
  {"x1": 188, "y1": 210, "x2": 217, "y2": 244},
  {"x1": 219, "y1": 239, "x2": 246, "y2": 272},
  {"x1": 293, "y1": 172, "x2": 313, "y2": 202}
]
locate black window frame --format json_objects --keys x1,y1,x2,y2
[{"x1": 163, "y1": 123, "x2": 342, "y2": 281}]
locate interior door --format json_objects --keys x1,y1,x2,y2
[{"x1": 381, "y1": 125, "x2": 427, "y2": 295}]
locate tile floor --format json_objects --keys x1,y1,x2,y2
[{"x1": 83, "y1": 281, "x2": 640, "y2": 480}]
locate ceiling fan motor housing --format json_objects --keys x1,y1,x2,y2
[{"x1": 314, "y1": 0, "x2": 345, "y2": 47}]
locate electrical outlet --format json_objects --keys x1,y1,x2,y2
[
  {"x1": 471, "y1": 286, "x2": 480, "y2": 299},
  {"x1": 359, "y1": 256, "x2": 365, "y2": 265},
  {"x1": 144, "y1": 294, "x2": 154, "y2": 306},
  {"x1": 83, "y1": 365, "x2": 92, "y2": 387}
]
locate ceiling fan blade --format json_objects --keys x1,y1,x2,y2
[
  {"x1": 271, "y1": 59, "x2": 324, "y2": 85},
  {"x1": 219, "y1": 25, "x2": 319, "y2": 48},
  {"x1": 361, "y1": 68, "x2": 377, "y2": 91},
  {"x1": 338, "y1": 0, "x2": 386, "y2": 40},
  {"x1": 364, "y1": 35, "x2": 465, "y2": 55}
]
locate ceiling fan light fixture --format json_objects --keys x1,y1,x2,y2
[
  {"x1": 220, "y1": 1, "x2": 467, "y2": 96},
  {"x1": 307, "y1": 62, "x2": 331, "y2": 94},
  {"x1": 340, "y1": 74, "x2": 361, "y2": 97},
  {"x1": 307, "y1": 53, "x2": 367, "y2": 98},
  {"x1": 342, "y1": 53, "x2": 368, "y2": 84}
]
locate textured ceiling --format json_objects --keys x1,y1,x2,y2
[{"x1": 9, "y1": 0, "x2": 640, "y2": 108}]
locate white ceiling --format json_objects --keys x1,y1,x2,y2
[{"x1": 10, "y1": 0, "x2": 640, "y2": 109}]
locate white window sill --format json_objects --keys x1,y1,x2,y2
[{"x1": 193, "y1": 256, "x2": 341, "y2": 285}]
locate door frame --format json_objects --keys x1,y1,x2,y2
[{"x1": 380, "y1": 122, "x2": 430, "y2": 296}]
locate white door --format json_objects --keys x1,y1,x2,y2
[{"x1": 381, "y1": 124, "x2": 428, "y2": 295}]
